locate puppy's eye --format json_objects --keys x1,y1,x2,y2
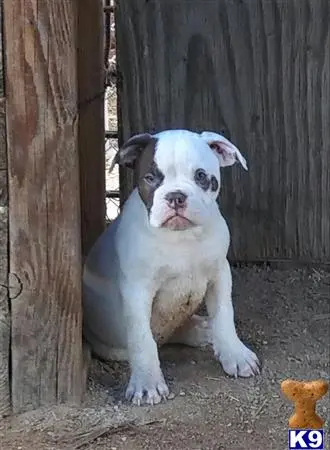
[
  {"x1": 144, "y1": 173, "x2": 155, "y2": 184},
  {"x1": 195, "y1": 169, "x2": 207, "y2": 183},
  {"x1": 194, "y1": 169, "x2": 210, "y2": 190}
]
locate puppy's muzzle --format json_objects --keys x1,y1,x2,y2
[{"x1": 165, "y1": 191, "x2": 187, "y2": 210}]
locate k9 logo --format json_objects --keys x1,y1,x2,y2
[{"x1": 288, "y1": 429, "x2": 324, "y2": 449}]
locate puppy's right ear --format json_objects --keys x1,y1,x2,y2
[{"x1": 108, "y1": 133, "x2": 153, "y2": 173}]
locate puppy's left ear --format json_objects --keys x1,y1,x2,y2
[
  {"x1": 108, "y1": 133, "x2": 153, "y2": 173},
  {"x1": 200, "y1": 131, "x2": 248, "y2": 170}
]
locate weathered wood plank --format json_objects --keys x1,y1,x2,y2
[
  {"x1": 3, "y1": 0, "x2": 84, "y2": 412},
  {"x1": 78, "y1": 0, "x2": 105, "y2": 258},
  {"x1": 116, "y1": 0, "x2": 330, "y2": 263},
  {"x1": 0, "y1": 0, "x2": 11, "y2": 417},
  {"x1": 0, "y1": 171, "x2": 10, "y2": 418}
]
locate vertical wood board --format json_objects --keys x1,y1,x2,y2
[
  {"x1": 78, "y1": 0, "x2": 105, "y2": 259},
  {"x1": 0, "y1": 0, "x2": 10, "y2": 417},
  {"x1": 3, "y1": 0, "x2": 84, "y2": 413}
]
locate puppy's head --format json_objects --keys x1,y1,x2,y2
[{"x1": 112, "y1": 129, "x2": 247, "y2": 231}]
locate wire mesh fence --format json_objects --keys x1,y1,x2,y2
[{"x1": 104, "y1": 0, "x2": 119, "y2": 223}]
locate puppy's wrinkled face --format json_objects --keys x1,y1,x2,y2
[
  {"x1": 114, "y1": 129, "x2": 247, "y2": 231},
  {"x1": 137, "y1": 130, "x2": 221, "y2": 231}
]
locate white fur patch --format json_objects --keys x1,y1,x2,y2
[{"x1": 149, "y1": 130, "x2": 221, "y2": 228}]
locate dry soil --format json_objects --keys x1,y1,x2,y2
[{"x1": 1, "y1": 266, "x2": 329, "y2": 450}]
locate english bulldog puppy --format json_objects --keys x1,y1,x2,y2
[{"x1": 83, "y1": 129, "x2": 260, "y2": 406}]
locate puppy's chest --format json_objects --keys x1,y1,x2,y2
[
  {"x1": 155, "y1": 261, "x2": 212, "y2": 307},
  {"x1": 151, "y1": 267, "x2": 209, "y2": 344}
]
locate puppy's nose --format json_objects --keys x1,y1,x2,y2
[{"x1": 165, "y1": 191, "x2": 187, "y2": 208}]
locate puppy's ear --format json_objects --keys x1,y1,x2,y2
[
  {"x1": 200, "y1": 131, "x2": 248, "y2": 170},
  {"x1": 108, "y1": 133, "x2": 153, "y2": 173}
]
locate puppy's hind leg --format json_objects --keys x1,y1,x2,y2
[
  {"x1": 168, "y1": 314, "x2": 211, "y2": 348},
  {"x1": 83, "y1": 326, "x2": 129, "y2": 361}
]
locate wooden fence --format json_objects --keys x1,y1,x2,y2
[
  {"x1": 116, "y1": 0, "x2": 330, "y2": 264},
  {"x1": 0, "y1": 0, "x2": 105, "y2": 415},
  {"x1": 0, "y1": 1, "x2": 9, "y2": 416}
]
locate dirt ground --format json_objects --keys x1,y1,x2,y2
[{"x1": 1, "y1": 266, "x2": 329, "y2": 450}]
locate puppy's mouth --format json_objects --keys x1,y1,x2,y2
[{"x1": 161, "y1": 214, "x2": 194, "y2": 231}]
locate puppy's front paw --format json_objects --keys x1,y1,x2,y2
[
  {"x1": 215, "y1": 339, "x2": 260, "y2": 378},
  {"x1": 125, "y1": 368, "x2": 169, "y2": 406}
]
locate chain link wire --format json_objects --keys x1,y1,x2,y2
[{"x1": 104, "y1": 0, "x2": 119, "y2": 223}]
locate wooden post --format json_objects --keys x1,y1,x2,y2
[
  {"x1": 3, "y1": 0, "x2": 84, "y2": 413},
  {"x1": 78, "y1": 0, "x2": 105, "y2": 258},
  {"x1": 0, "y1": 0, "x2": 10, "y2": 417}
]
